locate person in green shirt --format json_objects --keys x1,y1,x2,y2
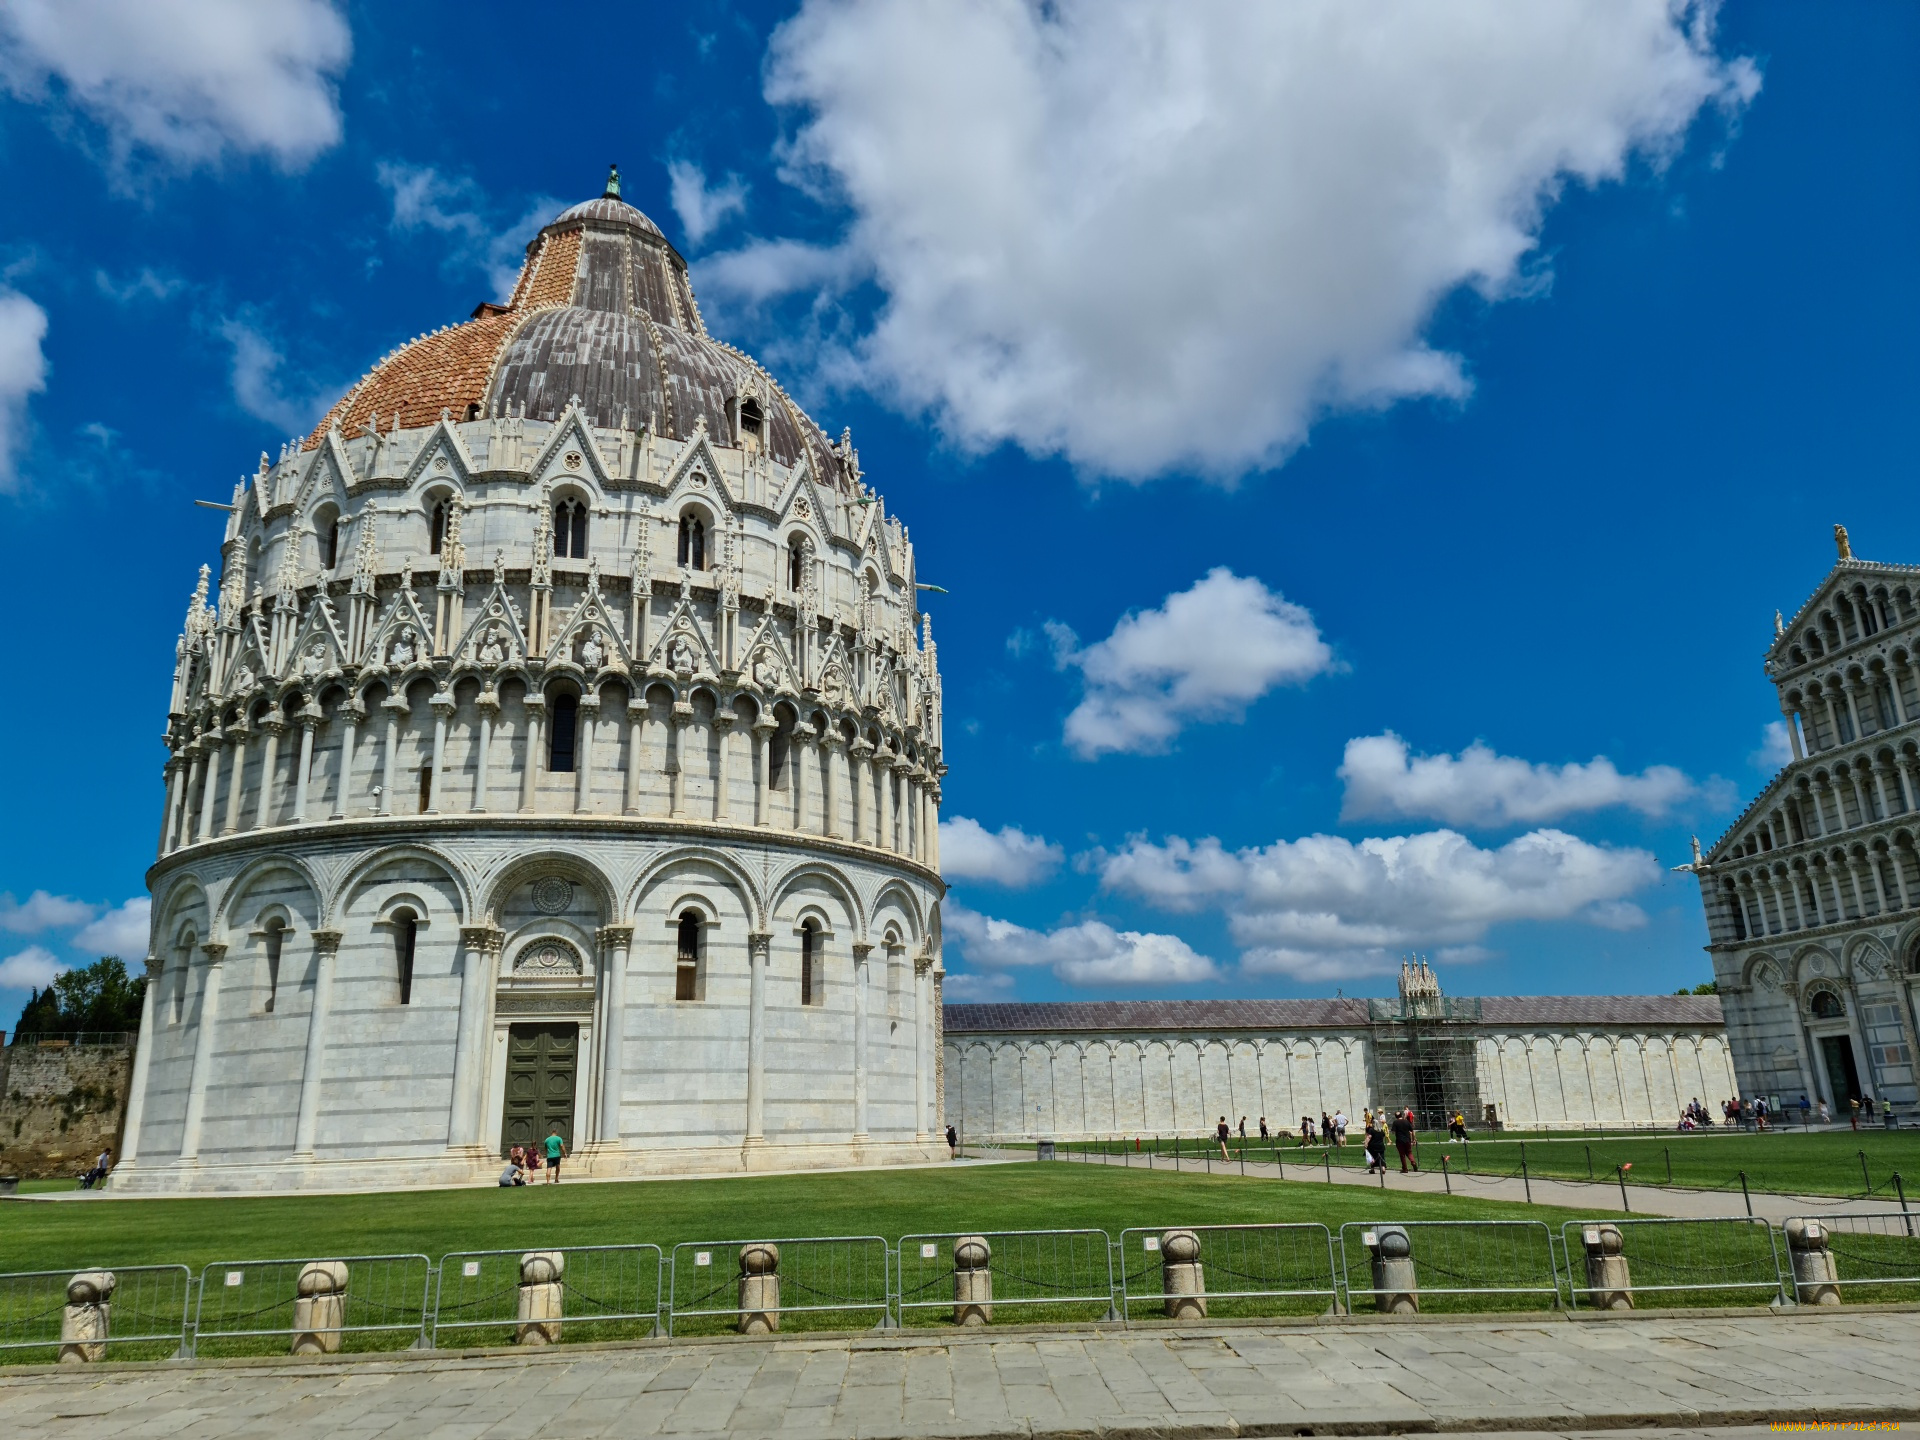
[{"x1": 543, "y1": 1129, "x2": 566, "y2": 1183}]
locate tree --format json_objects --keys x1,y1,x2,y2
[
  {"x1": 12, "y1": 957, "x2": 146, "y2": 1036},
  {"x1": 1673, "y1": 981, "x2": 1718, "y2": 996}
]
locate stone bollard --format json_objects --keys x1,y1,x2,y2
[
  {"x1": 738, "y1": 1243, "x2": 781, "y2": 1334},
  {"x1": 58, "y1": 1271, "x2": 116, "y2": 1363},
  {"x1": 1580, "y1": 1224, "x2": 1634, "y2": 1310},
  {"x1": 1160, "y1": 1230, "x2": 1207, "y2": 1319},
  {"x1": 1785, "y1": 1219, "x2": 1841, "y2": 1306},
  {"x1": 290, "y1": 1261, "x2": 350, "y2": 1355},
  {"x1": 516, "y1": 1251, "x2": 566, "y2": 1345},
  {"x1": 953, "y1": 1234, "x2": 993, "y2": 1326},
  {"x1": 1367, "y1": 1226, "x2": 1418, "y2": 1313}
]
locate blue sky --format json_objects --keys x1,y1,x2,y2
[{"x1": 0, "y1": 1, "x2": 1915, "y2": 1025}]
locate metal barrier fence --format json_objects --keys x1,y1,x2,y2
[
  {"x1": 1339, "y1": 1221, "x2": 1563, "y2": 1311},
  {"x1": 1561, "y1": 1218, "x2": 1786, "y2": 1309},
  {"x1": 1117, "y1": 1224, "x2": 1340, "y2": 1321},
  {"x1": 666, "y1": 1237, "x2": 891, "y2": 1336},
  {"x1": 1788, "y1": 1211, "x2": 1920, "y2": 1300},
  {"x1": 0, "y1": 1265, "x2": 193, "y2": 1362},
  {"x1": 433, "y1": 1245, "x2": 664, "y2": 1347},
  {"x1": 896, "y1": 1229, "x2": 1117, "y2": 1326},
  {"x1": 192, "y1": 1254, "x2": 433, "y2": 1357}
]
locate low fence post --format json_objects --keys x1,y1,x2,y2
[
  {"x1": 1897, "y1": 1172, "x2": 1913, "y2": 1238},
  {"x1": 59, "y1": 1271, "x2": 116, "y2": 1364},
  {"x1": 1580, "y1": 1224, "x2": 1633, "y2": 1310},
  {"x1": 1617, "y1": 1164, "x2": 1631, "y2": 1214},
  {"x1": 953, "y1": 1235, "x2": 992, "y2": 1326},
  {"x1": 516, "y1": 1251, "x2": 564, "y2": 1345},
  {"x1": 1441, "y1": 1155, "x2": 1451, "y2": 1195},
  {"x1": 1739, "y1": 1170, "x2": 1752, "y2": 1217},
  {"x1": 1861, "y1": 1151, "x2": 1872, "y2": 1197},
  {"x1": 291, "y1": 1261, "x2": 350, "y2": 1356},
  {"x1": 1784, "y1": 1220, "x2": 1840, "y2": 1306},
  {"x1": 738, "y1": 1244, "x2": 780, "y2": 1334},
  {"x1": 1160, "y1": 1230, "x2": 1206, "y2": 1319},
  {"x1": 1521, "y1": 1143, "x2": 1531, "y2": 1204},
  {"x1": 1367, "y1": 1226, "x2": 1418, "y2": 1313}
]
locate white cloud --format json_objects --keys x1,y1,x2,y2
[
  {"x1": 667, "y1": 160, "x2": 749, "y2": 246},
  {"x1": 0, "y1": 944, "x2": 65, "y2": 991},
  {"x1": 0, "y1": 0, "x2": 350, "y2": 172},
  {"x1": 1097, "y1": 826, "x2": 1660, "y2": 983},
  {"x1": 945, "y1": 902, "x2": 1218, "y2": 988},
  {"x1": 95, "y1": 267, "x2": 184, "y2": 304},
  {"x1": 0, "y1": 891, "x2": 97, "y2": 934},
  {"x1": 73, "y1": 898, "x2": 150, "y2": 958},
  {"x1": 0, "y1": 287, "x2": 49, "y2": 493},
  {"x1": 1338, "y1": 731, "x2": 1707, "y2": 827},
  {"x1": 731, "y1": 0, "x2": 1756, "y2": 480},
  {"x1": 695, "y1": 239, "x2": 863, "y2": 312},
  {"x1": 942, "y1": 970, "x2": 1015, "y2": 1001},
  {"x1": 939, "y1": 817, "x2": 1063, "y2": 888},
  {"x1": 1050, "y1": 569, "x2": 1334, "y2": 758},
  {"x1": 1751, "y1": 720, "x2": 1795, "y2": 772},
  {"x1": 377, "y1": 161, "x2": 559, "y2": 303},
  {"x1": 218, "y1": 315, "x2": 331, "y2": 434}
]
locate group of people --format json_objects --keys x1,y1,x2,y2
[
  {"x1": 1362, "y1": 1109, "x2": 1424, "y2": 1175},
  {"x1": 1207, "y1": 1106, "x2": 1453, "y2": 1178},
  {"x1": 498, "y1": 1131, "x2": 567, "y2": 1186}
]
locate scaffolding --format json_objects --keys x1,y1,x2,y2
[{"x1": 1368, "y1": 994, "x2": 1484, "y2": 1131}]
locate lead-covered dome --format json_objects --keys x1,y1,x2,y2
[{"x1": 306, "y1": 168, "x2": 846, "y2": 485}]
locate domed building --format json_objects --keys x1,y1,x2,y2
[{"x1": 114, "y1": 171, "x2": 948, "y2": 1193}]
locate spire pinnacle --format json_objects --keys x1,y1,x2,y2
[{"x1": 604, "y1": 162, "x2": 622, "y2": 199}]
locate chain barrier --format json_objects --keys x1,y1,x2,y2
[
  {"x1": 192, "y1": 1255, "x2": 433, "y2": 1357},
  {"x1": 1560, "y1": 1219, "x2": 1787, "y2": 1308},
  {"x1": 665, "y1": 1237, "x2": 891, "y2": 1337}
]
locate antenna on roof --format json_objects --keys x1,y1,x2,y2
[{"x1": 604, "y1": 162, "x2": 622, "y2": 199}]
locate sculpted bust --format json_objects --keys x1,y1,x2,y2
[
  {"x1": 300, "y1": 642, "x2": 327, "y2": 680},
  {"x1": 476, "y1": 623, "x2": 509, "y2": 666},
  {"x1": 580, "y1": 628, "x2": 607, "y2": 671},
  {"x1": 389, "y1": 626, "x2": 418, "y2": 668},
  {"x1": 668, "y1": 634, "x2": 695, "y2": 677}
]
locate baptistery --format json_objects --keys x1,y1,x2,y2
[{"x1": 116, "y1": 171, "x2": 948, "y2": 1193}]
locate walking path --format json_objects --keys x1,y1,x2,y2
[
  {"x1": 1038, "y1": 1145, "x2": 1908, "y2": 1225},
  {"x1": 1, "y1": 1308, "x2": 1913, "y2": 1438}
]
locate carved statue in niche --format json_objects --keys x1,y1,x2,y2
[
  {"x1": 667, "y1": 633, "x2": 695, "y2": 677},
  {"x1": 300, "y1": 642, "x2": 328, "y2": 681},
  {"x1": 476, "y1": 623, "x2": 510, "y2": 666},
  {"x1": 233, "y1": 664, "x2": 256, "y2": 693},
  {"x1": 821, "y1": 664, "x2": 847, "y2": 704},
  {"x1": 389, "y1": 626, "x2": 419, "y2": 668},
  {"x1": 752, "y1": 649, "x2": 779, "y2": 691},
  {"x1": 580, "y1": 627, "x2": 607, "y2": 672}
]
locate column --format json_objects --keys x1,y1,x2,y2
[
  {"x1": 1784, "y1": 705, "x2": 1807, "y2": 760},
  {"x1": 752, "y1": 717, "x2": 775, "y2": 825},
  {"x1": 1827, "y1": 862, "x2": 1849, "y2": 922},
  {"x1": 668, "y1": 701, "x2": 692, "y2": 817},
  {"x1": 427, "y1": 691, "x2": 454, "y2": 813},
  {"x1": 1824, "y1": 694, "x2": 1845, "y2": 749},
  {"x1": 253, "y1": 719, "x2": 285, "y2": 829},
  {"x1": 197, "y1": 732, "x2": 226, "y2": 843},
  {"x1": 712, "y1": 711, "x2": 734, "y2": 820},
  {"x1": 1844, "y1": 858, "x2": 1869, "y2": 919},
  {"x1": 623, "y1": 697, "x2": 646, "y2": 815},
  {"x1": 597, "y1": 925, "x2": 633, "y2": 1144},
  {"x1": 448, "y1": 926, "x2": 502, "y2": 1149},
  {"x1": 914, "y1": 955, "x2": 930, "y2": 1138},
  {"x1": 379, "y1": 696, "x2": 405, "y2": 815},
  {"x1": 117, "y1": 957, "x2": 163, "y2": 1167},
  {"x1": 746, "y1": 932, "x2": 769, "y2": 1144},
  {"x1": 177, "y1": 942, "x2": 227, "y2": 1163},
  {"x1": 852, "y1": 942, "x2": 871, "y2": 1138},
  {"x1": 1871, "y1": 765, "x2": 1895, "y2": 821},
  {"x1": 290, "y1": 712, "x2": 319, "y2": 823},
  {"x1": 1866, "y1": 853, "x2": 1893, "y2": 915},
  {"x1": 1892, "y1": 842, "x2": 1914, "y2": 910},
  {"x1": 223, "y1": 720, "x2": 250, "y2": 836},
  {"x1": 158, "y1": 757, "x2": 183, "y2": 857},
  {"x1": 331, "y1": 706, "x2": 359, "y2": 820},
  {"x1": 821, "y1": 735, "x2": 842, "y2": 839},
  {"x1": 574, "y1": 693, "x2": 599, "y2": 813},
  {"x1": 472, "y1": 692, "x2": 496, "y2": 812},
  {"x1": 928, "y1": 783, "x2": 942, "y2": 869},
  {"x1": 1845, "y1": 685, "x2": 1866, "y2": 740},
  {"x1": 1784, "y1": 871, "x2": 1806, "y2": 930},
  {"x1": 793, "y1": 725, "x2": 815, "y2": 832},
  {"x1": 1800, "y1": 785, "x2": 1824, "y2": 839},
  {"x1": 181, "y1": 747, "x2": 205, "y2": 845},
  {"x1": 520, "y1": 695, "x2": 545, "y2": 812},
  {"x1": 293, "y1": 929, "x2": 342, "y2": 1157},
  {"x1": 849, "y1": 739, "x2": 871, "y2": 844},
  {"x1": 875, "y1": 748, "x2": 893, "y2": 852}
]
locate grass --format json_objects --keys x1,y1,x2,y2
[{"x1": 1054, "y1": 1126, "x2": 1920, "y2": 1199}]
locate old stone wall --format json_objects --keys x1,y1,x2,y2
[{"x1": 0, "y1": 1041, "x2": 134, "y2": 1179}]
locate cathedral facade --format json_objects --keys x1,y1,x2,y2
[
  {"x1": 1689, "y1": 528, "x2": 1920, "y2": 1117},
  {"x1": 115, "y1": 176, "x2": 948, "y2": 1193}
]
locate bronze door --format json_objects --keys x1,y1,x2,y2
[{"x1": 500, "y1": 1022, "x2": 579, "y2": 1156}]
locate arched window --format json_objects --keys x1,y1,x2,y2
[
  {"x1": 430, "y1": 501, "x2": 449, "y2": 556},
  {"x1": 1811, "y1": 990, "x2": 1843, "y2": 1019},
  {"x1": 788, "y1": 539, "x2": 804, "y2": 593},
  {"x1": 417, "y1": 762, "x2": 433, "y2": 813},
  {"x1": 554, "y1": 498, "x2": 588, "y2": 559},
  {"x1": 549, "y1": 692, "x2": 579, "y2": 772},
  {"x1": 319, "y1": 519, "x2": 339, "y2": 570},
  {"x1": 739, "y1": 398, "x2": 764, "y2": 455},
  {"x1": 800, "y1": 919, "x2": 818, "y2": 1006},
  {"x1": 393, "y1": 908, "x2": 418, "y2": 1006},
  {"x1": 263, "y1": 919, "x2": 284, "y2": 1014},
  {"x1": 769, "y1": 713, "x2": 791, "y2": 790},
  {"x1": 676, "y1": 910, "x2": 702, "y2": 1001},
  {"x1": 678, "y1": 513, "x2": 706, "y2": 571},
  {"x1": 171, "y1": 933, "x2": 194, "y2": 1025}
]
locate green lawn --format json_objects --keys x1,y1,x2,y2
[{"x1": 1056, "y1": 1126, "x2": 1920, "y2": 1199}]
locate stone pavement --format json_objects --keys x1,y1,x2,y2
[
  {"x1": 1, "y1": 1309, "x2": 1916, "y2": 1438},
  {"x1": 1047, "y1": 1146, "x2": 1904, "y2": 1225}
]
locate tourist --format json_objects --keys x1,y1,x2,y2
[
  {"x1": 80, "y1": 1147, "x2": 111, "y2": 1190},
  {"x1": 1391, "y1": 1109, "x2": 1418, "y2": 1173},
  {"x1": 1850, "y1": 1096, "x2": 1861, "y2": 1131},
  {"x1": 1864, "y1": 1093, "x2": 1877, "y2": 1120},
  {"x1": 1321, "y1": 1111, "x2": 1334, "y2": 1147},
  {"x1": 524, "y1": 1144, "x2": 541, "y2": 1176},
  {"x1": 1799, "y1": 1094, "x2": 1812, "y2": 1124},
  {"x1": 1818, "y1": 1098, "x2": 1831, "y2": 1124},
  {"x1": 498, "y1": 1157, "x2": 526, "y2": 1187},
  {"x1": 1259, "y1": 1116, "x2": 1269, "y2": 1140},
  {"x1": 1216, "y1": 1116, "x2": 1232, "y2": 1160},
  {"x1": 1365, "y1": 1122, "x2": 1387, "y2": 1175},
  {"x1": 1333, "y1": 1110, "x2": 1348, "y2": 1146},
  {"x1": 946, "y1": 1124, "x2": 958, "y2": 1157},
  {"x1": 1448, "y1": 1111, "x2": 1468, "y2": 1142},
  {"x1": 543, "y1": 1128, "x2": 566, "y2": 1182},
  {"x1": 1300, "y1": 1115, "x2": 1315, "y2": 1146},
  {"x1": 1238, "y1": 1115, "x2": 1248, "y2": 1142}
]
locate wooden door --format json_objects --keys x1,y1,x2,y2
[{"x1": 500, "y1": 1022, "x2": 579, "y2": 1156}]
